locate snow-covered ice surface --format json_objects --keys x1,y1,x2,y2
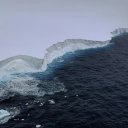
[{"x1": 41, "y1": 39, "x2": 110, "y2": 71}]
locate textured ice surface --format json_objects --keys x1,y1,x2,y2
[
  {"x1": 41, "y1": 39, "x2": 109, "y2": 71},
  {"x1": 0, "y1": 109, "x2": 10, "y2": 124},
  {"x1": 0, "y1": 55, "x2": 42, "y2": 74},
  {"x1": 0, "y1": 40, "x2": 109, "y2": 75}
]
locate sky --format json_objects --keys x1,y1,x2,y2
[{"x1": 0, "y1": 0, "x2": 128, "y2": 60}]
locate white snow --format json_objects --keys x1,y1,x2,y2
[{"x1": 0, "y1": 109, "x2": 10, "y2": 124}]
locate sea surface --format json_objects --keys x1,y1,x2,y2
[{"x1": 1, "y1": 34, "x2": 128, "y2": 128}]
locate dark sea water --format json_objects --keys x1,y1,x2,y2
[{"x1": 1, "y1": 34, "x2": 128, "y2": 128}]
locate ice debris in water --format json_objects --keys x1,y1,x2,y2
[
  {"x1": 48, "y1": 99, "x2": 55, "y2": 104},
  {"x1": 0, "y1": 109, "x2": 10, "y2": 124},
  {"x1": 36, "y1": 124, "x2": 41, "y2": 128}
]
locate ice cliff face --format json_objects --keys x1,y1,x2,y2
[
  {"x1": 2, "y1": 28, "x2": 128, "y2": 74},
  {"x1": 111, "y1": 28, "x2": 128, "y2": 37},
  {"x1": 0, "y1": 40, "x2": 110, "y2": 74},
  {"x1": 41, "y1": 39, "x2": 109, "y2": 71}
]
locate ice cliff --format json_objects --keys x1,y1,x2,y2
[
  {"x1": 0, "y1": 55, "x2": 42, "y2": 74},
  {"x1": 41, "y1": 39, "x2": 109, "y2": 71},
  {"x1": 0, "y1": 39, "x2": 110, "y2": 74}
]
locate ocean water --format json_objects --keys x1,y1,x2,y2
[{"x1": 1, "y1": 34, "x2": 128, "y2": 128}]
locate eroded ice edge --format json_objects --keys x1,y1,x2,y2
[
  {"x1": 0, "y1": 39, "x2": 110, "y2": 74},
  {"x1": 0, "y1": 108, "x2": 20, "y2": 124},
  {"x1": 0, "y1": 38, "x2": 111, "y2": 124}
]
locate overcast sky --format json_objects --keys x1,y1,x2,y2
[{"x1": 0, "y1": 0, "x2": 128, "y2": 60}]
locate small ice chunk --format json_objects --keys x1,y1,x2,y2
[
  {"x1": 36, "y1": 124, "x2": 41, "y2": 128},
  {"x1": 0, "y1": 109, "x2": 10, "y2": 124},
  {"x1": 25, "y1": 103, "x2": 29, "y2": 105},
  {"x1": 48, "y1": 99, "x2": 55, "y2": 104},
  {"x1": 0, "y1": 110, "x2": 10, "y2": 119},
  {"x1": 13, "y1": 107, "x2": 16, "y2": 109},
  {"x1": 40, "y1": 103, "x2": 44, "y2": 106}
]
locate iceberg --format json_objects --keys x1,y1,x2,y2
[
  {"x1": 0, "y1": 37, "x2": 111, "y2": 124},
  {"x1": 0, "y1": 39, "x2": 110, "y2": 75},
  {"x1": 0, "y1": 109, "x2": 10, "y2": 124},
  {"x1": 0, "y1": 55, "x2": 42, "y2": 75},
  {"x1": 0, "y1": 34, "x2": 114, "y2": 125}
]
